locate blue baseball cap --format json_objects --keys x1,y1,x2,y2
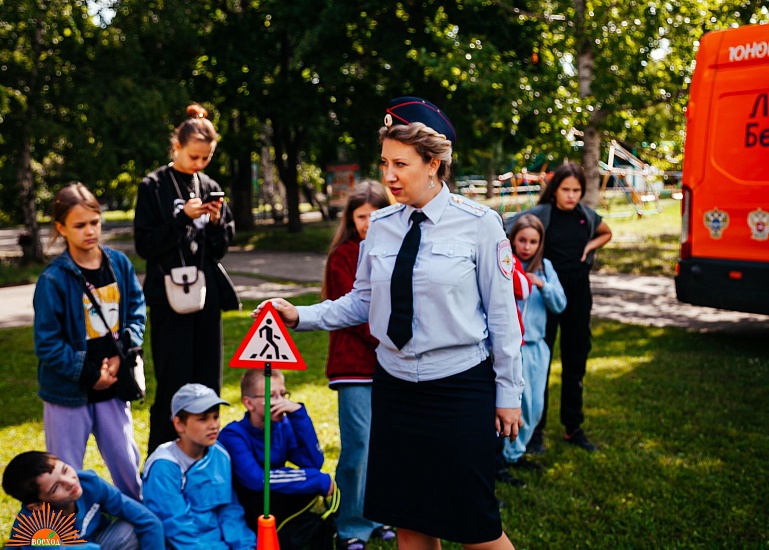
[
  {"x1": 384, "y1": 96, "x2": 457, "y2": 147},
  {"x1": 171, "y1": 383, "x2": 229, "y2": 418}
]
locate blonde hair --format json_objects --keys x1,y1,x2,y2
[
  {"x1": 379, "y1": 122, "x2": 453, "y2": 180},
  {"x1": 240, "y1": 369, "x2": 285, "y2": 398}
]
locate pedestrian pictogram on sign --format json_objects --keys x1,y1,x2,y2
[{"x1": 229, "y1": 301, "x2": 307, "y2": 370}]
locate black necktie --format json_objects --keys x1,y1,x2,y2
[{"x1": 388, "y1": 211, "x2": 428, "y2": 350}]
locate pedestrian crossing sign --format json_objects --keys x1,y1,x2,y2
[{"x1": 229, "y1": 302, "x2": 307, "y2": 370}]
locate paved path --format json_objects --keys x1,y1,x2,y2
[{"x1": 2, "y1": 247, "x2": 768, "y2": 333}]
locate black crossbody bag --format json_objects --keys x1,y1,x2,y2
[{"x1": 80, "y1": 271, "x2": 146, "y2": 402}]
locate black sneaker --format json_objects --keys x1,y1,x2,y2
[
  {"x1": 495, "y1": 469, "x2": 526, "y2": 488},
  {"x1": 510, "y1": 456, "x2": 543, "y2": 471},
  {"x1": 527, "y1": 431, "x2": 545, "y2": 455},
  {"x1": 564, "y1": 428, "x2": 597, "y2": 452}
]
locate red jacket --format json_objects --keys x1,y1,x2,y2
[
  {"x1": 512, "y1": 255, "x2": 531, "y2": 338},
  {"x1": 325, "y1": 237, "x2": 379, "y2": 387}
]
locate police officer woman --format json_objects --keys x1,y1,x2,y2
[{"x1": 254, "y1": 97, "x2": 524, "y2": 550}]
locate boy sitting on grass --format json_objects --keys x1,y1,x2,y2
[
  {"x1": 2, "y1": 450, "x2": 163, "y2": 549},
  {"x1": 219, "y1": 369, "x2": 336, "y2": 531},
  {"x1": 142, "y1": 383, "x2": 255, "y2": 550}
]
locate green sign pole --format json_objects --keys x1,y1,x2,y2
[{"x1": 263, "y1": 363, "x2": 272, "y2": 518}]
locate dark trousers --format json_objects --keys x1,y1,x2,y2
[
  {"x1": 147, "y1": 299, "x2": 223, "y2": 455},
  {"x1": 536, "y1": 266, "x2": 593, "y2": 435}
]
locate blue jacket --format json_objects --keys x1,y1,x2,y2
[
  {"x1": 9, "y1": 470, "x2": 163, "y2": 549},
  {"x1": 519, "y1": 258, "x2": 567, "y2": 343},
  {"x1": 33, "y1": 246, "x2": 146, "y2": 406},
  {"x1": 219, "y1": 406, "x2": 331, "y2": 496},
  {"x1": 142, "y1": 442, "x2": 255, "y2": 550}
]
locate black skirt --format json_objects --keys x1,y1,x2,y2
[{"x1": 364, "y1": 358, "x2": 502, "y2": 543}]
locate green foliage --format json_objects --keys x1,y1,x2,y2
[{"x1": 2, "y1": 0, "x2": 768, "y2": 238}]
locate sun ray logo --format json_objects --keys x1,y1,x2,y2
[{"x1": 6, "y1": 502, "x2": 87, "y2": 546}]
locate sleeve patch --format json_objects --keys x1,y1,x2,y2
[{"x1": 497, "y1": 239, "x2": 514, "y2": 279}]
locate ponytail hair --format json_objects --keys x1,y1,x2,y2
[{"x1": 170, "y1": 103, "x2": 219, "y2": 157}]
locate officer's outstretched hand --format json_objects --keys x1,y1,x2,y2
[{"x1": 252, "y1": 298, "x2": 299, "y2": 328}]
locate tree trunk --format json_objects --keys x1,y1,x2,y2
[
  {"x1": 17, "y1": 133, "x2": 44, "y2": 263},
  {"x1": 276, "y1": 147, "x2": 302, "y2": 233},
  {"x1": 18, "y1": 9, "x2": 45, "y2": 263},
  {"x1": 231, "y1": 148, "x2": 255, "y2": 232},
  {"x1": 272, "y1": 123, "x2": 302, "y2": 233},
  {"x1": 574, "y1": 0, "x2": 601, "y2": 208},
  {"x1": 260, "y1": 129, "x2": 284, "y2": 223},
  {"x1": 227, "y1": 110, "x2": 255, "y2": 231},
  {"x1": 581, "y1": 121, "x2": 601, "y2": 208}
]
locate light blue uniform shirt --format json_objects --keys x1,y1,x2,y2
[{"x1": 297, "y1": 184, "x2": 524, "y2": 408}]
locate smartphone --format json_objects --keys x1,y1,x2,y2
[{"x1": 203, "y1": 191, "x2": 225, "y2": 203}]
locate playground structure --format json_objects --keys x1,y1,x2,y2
[
  {"x1": 598, "y1": 140, "x2": 663, "y2": 218},
  {"x1": 495, "y1": 168, "x2": 547, "y2": 216},
  {"x1": 460, "y1": 141, "x2": 664, "y2": 218}
]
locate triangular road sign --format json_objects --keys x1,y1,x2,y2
[{"x1": 229, "y1": 302, "x2": 307, "y2": 370}]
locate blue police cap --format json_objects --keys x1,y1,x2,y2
[{"x1": 384, "y1": 96, "x2": 457, "y2": 147}]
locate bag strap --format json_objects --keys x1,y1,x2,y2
[
  {"x1": 155, "y1": 167, "x2": 206, "y2": 273},
  {"x1": 78, "y1": 252, "x2": 125, "y2": 362},
  {"x1": 275, "y1": 483, "x2": 340, "y2": 532}
]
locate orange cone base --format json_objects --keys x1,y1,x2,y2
[{"x1": 256, "y1": 514, "x2": 280, "y2": 550}]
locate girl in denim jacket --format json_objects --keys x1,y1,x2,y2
[{"x1": 33, "y1": 182, "x2": 146, "y2": 500}]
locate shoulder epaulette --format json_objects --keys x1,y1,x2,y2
[
  {"x1": 370, "y1": 203, "x2": 406, "y2": 221},
  {"x1": 448, "y1": 194, "x2": 489, "y2": 217}
]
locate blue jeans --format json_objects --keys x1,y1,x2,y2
[{"x1": 336, "y1": 385, "x2": 382, "y2": 541}]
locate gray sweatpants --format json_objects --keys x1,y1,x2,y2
[{"x1": 44, "y1": 399, "x2": 142, "y2": 500}]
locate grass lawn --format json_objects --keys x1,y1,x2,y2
[
  {"x1": 2, "y1": 292, "x2": 768, "y2": 548},
  {"x1": 594, "y1": 198, "x2": 681, "y2": 277}
]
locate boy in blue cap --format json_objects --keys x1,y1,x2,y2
[{"x1": 142, "y1": 383, "x2": 255, "y2": 550}]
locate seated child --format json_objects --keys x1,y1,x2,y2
[
  {"x1": 219, "y1": 369, "x2": 335, "y2": 530},
  {"x1": 2, "y1": 450, "x2": 163, "y2": 550},
  {"x1": 142, "y1": 383, "x2": 255, "y2": 550}
]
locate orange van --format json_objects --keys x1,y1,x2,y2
[{"x1": 675, "y1": 24, "x2": 769, "y2": 315}]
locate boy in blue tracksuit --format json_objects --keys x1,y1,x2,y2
[
  {"x1": 219, "y1": 369, "x2": 335, "y2": 531},
  {"x1": 142, "y1": 383, "x2": 255, "y2": 550},
  {"x1": 3, "y1": 451, "x2": 163, "y2": 549}
]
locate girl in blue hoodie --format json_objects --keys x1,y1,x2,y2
[
  {"x1": 33, "y1": 182, "x2": 146, "y2": 500},
  {"x1": 503, "y1": 214, "x2": 567, "y2": 465}
]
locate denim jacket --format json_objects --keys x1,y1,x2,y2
[{"x1": 33, "y1": 246, "x2": 146, "y2": 406}]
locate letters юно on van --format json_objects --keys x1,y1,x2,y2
[{"x1": 729, "y1": 41, "x2": 769, "y2": 62}]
